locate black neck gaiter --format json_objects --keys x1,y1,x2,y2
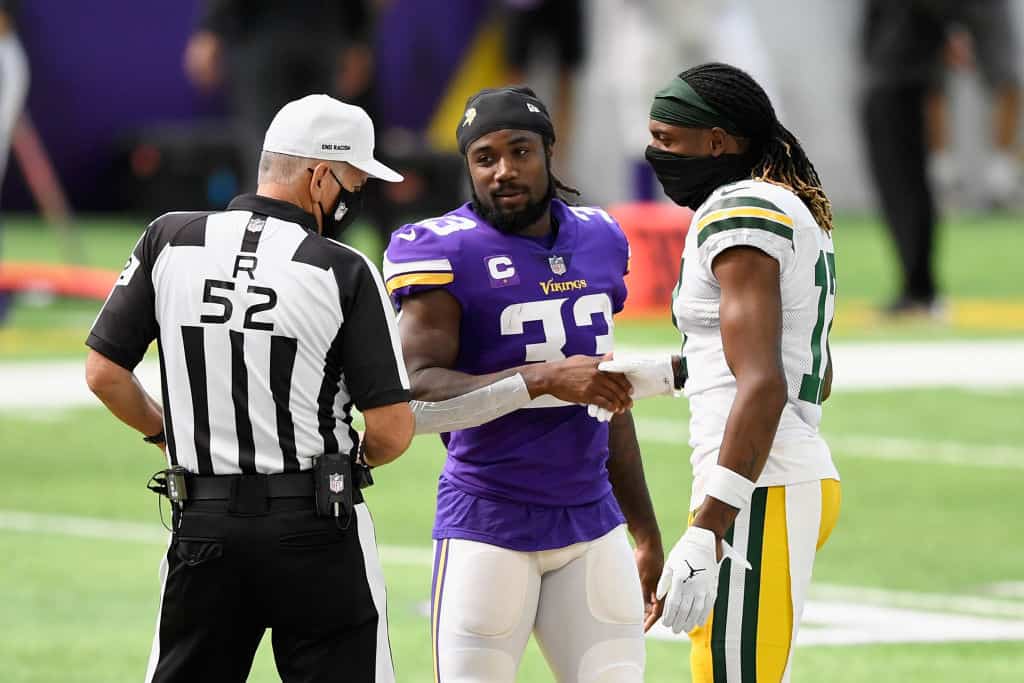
[{"x1": 645, "y1": 146, "x2": 755, "y2": 210}]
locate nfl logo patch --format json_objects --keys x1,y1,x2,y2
[
  {"x1": 548, "y1": 255, "x2": 567, "y2": 275},
  {"x1": 329, "y1": 473, "x2": 345, "y2": 494}
]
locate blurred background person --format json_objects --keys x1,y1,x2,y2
[
  {"x1": 925, "y1": 21, "x2": 1022, "y2": 209},
  {"x1": 0, "y1": 0, "x2": 27, "y2": 326},
  {"x1": 500, "y1": 0, "x2": 584, "y2": 179},
  {"x1": 588, "y1": 0, "x2": 782, "y2": 201},
  {"x1": 183, "y1": 0, "x2": 375, "y2": 190},
  {"x1": 861, "y1": 0, "x2": 1022, "y2": 317}
]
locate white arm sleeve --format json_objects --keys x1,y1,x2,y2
[{"x1": 412, "y1": 373, "x2": 533, "y2": 434}]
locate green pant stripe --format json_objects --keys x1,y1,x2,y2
[
  {"x1": 704, "y1": 196, "x2": 784, "y2": 214},
  {"x1": 741, "y1": 488, "x2": 769, "y2": 682},
  {"x1": 798, "y1": 374, "x2": 823, "y2": 404},
  {"x1": 712, "y1": 524, "x2": 736, "y2": 683},
  {"x1": 697, "y1": 217, "x2": 794, "y2": 246}
]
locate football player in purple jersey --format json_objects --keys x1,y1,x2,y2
[{"x1": 383, "y1": 86, "x2": 665, "y2": 682}]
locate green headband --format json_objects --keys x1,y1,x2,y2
[{"x1": 650, "y1": 77, "x2": 741, "y2": 134}]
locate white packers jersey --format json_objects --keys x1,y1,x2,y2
[{"x1": 672, "y1": 179, "x2": 840, "y2": 509}]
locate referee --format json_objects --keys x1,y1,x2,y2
[{"x1": 85, "y1": 95, "x2": 413, "y2": 682}]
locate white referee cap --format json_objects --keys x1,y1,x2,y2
[{"x1": 262, "y1": 94, "x2": 403, "y2": 183}]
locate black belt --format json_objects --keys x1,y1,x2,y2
[{"x1": 188, "y1": 472, "x2": 314, "y2": 500}]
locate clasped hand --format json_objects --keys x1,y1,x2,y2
[{"x1": 587, "y1": 355, "x2": 677, "y2": 422}]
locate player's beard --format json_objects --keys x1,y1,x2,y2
[{"x1": 471, "y1": 173, "x2": 555, "y2": 234}]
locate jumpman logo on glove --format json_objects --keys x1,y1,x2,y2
[
  {"x1": 683, "y1": 560, "x2": 706, "y2": 583},
  {"x1": 657, "y1": 527, "x2": 752, "y2": 634}
]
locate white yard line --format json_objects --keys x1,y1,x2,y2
[
  {"x1": 617, "y1": 340, "x2": 1024, "y2": 390},
  {"x1": 648, "y1": 600, "x2": 1024, "y2": 646},
  {"x1": 0, "y1": 509, "x2": 434, "y2": 567},
  {"x1": 5, "y1": 509, "x2": 1024, "y2": 646},
  {"x1": 807, "y1": 583, "x2": 1024, "y2": 620},
  {"x1": 3, "y1": 340, "x2": 1023, "y2": 411},
  {"x1": 0, "y1": 510, "x2": 166, "y2": 544}
]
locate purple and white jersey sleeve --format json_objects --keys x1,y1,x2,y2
[
  {"x1": 383, "y1": 213, "x2": 477, "y2": 307},
  {"x1": 564, "y1": 204, "x2": 630, "y2": 313}
]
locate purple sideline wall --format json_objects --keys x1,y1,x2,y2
[
  {"x1": 1, "y1": 1, "x2": 487, "y2": 212},
  {"x1": 2, "y1": 0, "x2": 220, "y2": 212}
]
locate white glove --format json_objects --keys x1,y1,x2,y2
[
  {"x1": 656, "y1": 526, "x2": 752, "y2": 634},
  {"x1": 586, "y1": 403, "x2": 615, "y2": 423},
  {"x1": 598, "y1": 355, "x2": 676, "y2": 400}
]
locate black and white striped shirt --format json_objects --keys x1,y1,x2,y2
[{"x1": 87, "y1": 194, "x2": 410, "y2": 475}]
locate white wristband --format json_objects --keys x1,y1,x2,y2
[{"x1": 705, "y1": 465, "x2": 756, "y2": 510}]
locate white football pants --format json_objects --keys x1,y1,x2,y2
[
  {"x1": 0, "y1": 33, "x2": 28, "y2": 187},
  {"x1": 430, "y1": 524, "x2": 645, "y2": 683}
]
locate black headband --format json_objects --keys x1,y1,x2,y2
[{"x1": 456, "y1": 86, "x2": 556, "y2": 154}]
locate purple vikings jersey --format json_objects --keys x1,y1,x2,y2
[{"x1": 384, "y1": 200, "x2": 630, "y2": 551}]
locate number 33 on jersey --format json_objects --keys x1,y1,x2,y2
[{"x1": 383, "y1": 201, "x2": 631, "y2": 375}]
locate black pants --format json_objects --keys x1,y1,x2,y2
[
  {"x1": 225, "y1": 38, "x2": 337, "y2": 190},
  {"x1": 862, "y1": 83, "x2": 938, "y2": 302},
  {"x1": 147, "y1": 498, "x2": 391, "y2": 682}
]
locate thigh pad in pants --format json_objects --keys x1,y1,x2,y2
[
  {"x1": 433, "y1": 539, "x2": 538, "y2": 683},
  {"x1": 534, "y1": 526, "x2": 645, "y2": 683}
]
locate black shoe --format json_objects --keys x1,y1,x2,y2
[{"x1": 882, "y1": 295, "x2": 948, "y2": 321}]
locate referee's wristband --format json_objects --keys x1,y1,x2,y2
[
  {"x1": 705, "y1": 465, "x2": 756, "y2": 510},
  {"x1": 143, "y1": 430, "x2": 166, "y2": 445}
]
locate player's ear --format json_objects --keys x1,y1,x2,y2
[
  {"x1": 308, "y1": 162, "x2": 329, "y2": 201},
  {"x1": 708, "y1": 128, "x2": 728, "y2": 158}
]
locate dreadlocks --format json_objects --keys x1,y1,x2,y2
[
  {"x1": 680, "y1": 63, "x2": 834, "y2": 232},
  {"x1": 549, "y1": 149, "x2": 581, "y2": 202}
]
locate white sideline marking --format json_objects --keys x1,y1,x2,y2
[
  {"x1": 631, "y1": 417, "x2": 1024, "y2": 470},
  {"x1": 620, "y1": 340, "x2": 1024, "y2": 390},
  {"x1": 4, "y1": 339, "x2": 1023, "y2": 411},
  {"x1": 984, "y1": 582, "x2": 1024, "y2": 600},
  {"x1": 414, "y1": 597, "x2": 1024, "y2": 646}
]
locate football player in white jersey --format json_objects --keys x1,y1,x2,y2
[{"x1": 599, "y1": 63, "x2": 842, "y2": 682}]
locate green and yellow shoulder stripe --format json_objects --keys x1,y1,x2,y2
[{"x1": 695, "y1": 195, "x2": 794, "y2": 247}]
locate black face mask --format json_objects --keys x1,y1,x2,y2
[
  {"x1": 309, "y1": 168, "x2": 363, "y2": 239},
  {"x1": 645, "y1": 146, "x2": 754, "y2": 210}
]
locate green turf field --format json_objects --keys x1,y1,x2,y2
[
  {"x1": 2, "y1": 214, "x2": 1023, "y2": 681},
  {"x1": 2, "y1": 212, "x2": 1024, "y2": 359}
]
